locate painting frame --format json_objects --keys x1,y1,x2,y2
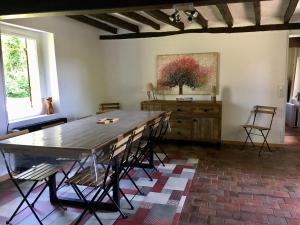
[{"x1": 156, "y1": 52, "x2": 219, "y2": 95}]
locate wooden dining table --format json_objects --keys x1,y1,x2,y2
[{"x1": 0, "y1": 110, "x2": 165, "y2": 211}]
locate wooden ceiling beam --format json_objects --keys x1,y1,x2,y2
[
  {"x1": 68, "y1": 15, "x2": 118, "y2": 34},
  {"x1": 216, "y1": 4, "x2": 233, "y2": 28},
  {"x1": 100, "y1": 23, "x2": 300, "y2": 40},
  {"x1": 253, "y1": 1, "x2": 261, "y2": 25},
  {"x1": 91, "y1": 14, "x2": 139, "y2": 33},
  {"x1": 119, "y1": 12, "x2": 160, "y2": 30},
  {"x1": 144, "y1": 10, "x2": 184, "y2": 30},
  {"x1": 0, "y1": 0, "x2": 270, "y2": 20},
  {"x1": 188, "y1": 10, "x2": 208, "y2": 28},
  {"x1": 284, "y1": 0, "x2": 299, "y2": 23}
]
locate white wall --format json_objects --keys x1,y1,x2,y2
[
  {"x1": 6, "y1": 17, "x2": 105, "y2": 120},
  {"x1": 99, "y1": 31, "x2": 289, "y2": 144},
  {"x1": 0, "y1": 17, "x2": 290, "y2": 144}
]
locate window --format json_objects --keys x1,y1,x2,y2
[{"x1": 1, "y1": 33, "x2": 42, "y2": 121}]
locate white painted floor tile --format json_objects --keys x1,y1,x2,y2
[
  {"x1": 144, "y1": 192, "x2": 171, "y2": 204},
  {"x1": 164, "y1": 177, "x2": 188, "y2": 191},
  {"x1": 158, "y1": 163, "x2": 176, "y2": 171},
  {"x1": 135, "y1": 178, "x2": 157, "y2": 187}
]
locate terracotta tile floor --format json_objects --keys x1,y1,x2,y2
[
  {"x1": 164, "y1": 143, "x2": 300, "y2": 225},
  {"x1": 1, "y1": 143, "x2": 300, "y2": 225},
  {"x1": 285, "y1": 125, "x2": 300, "y2": 145}
]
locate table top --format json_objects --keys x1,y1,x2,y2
[{"x1": 0, "y1": 110, "x2": 164, "y2": 158}]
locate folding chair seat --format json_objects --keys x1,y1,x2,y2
[
  {"x1": 66, "y1": 132, "x2": 134, "y2": 225},
  {"x1": 55, "y1": 155, "x2": 90, "y2": 190},
  {"x1": 0, "y1": 130, "x2": 65, "y2": 225},
  {"x1": 242, "y1": 105, "x2": 277, "y2": 155}
]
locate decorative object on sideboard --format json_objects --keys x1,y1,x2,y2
[
  {"x1": 211, "y1": 85, "x2": 217, "y2": 102},
  {"x1": 176, "y1": 97, "x2": 193, "y2": 102},
  {"x1": 144, "y1": 82, "x2": 157, "y2": 100},
  {"x1": 46, "y1": 97, "x2": 54, "y2": 114},
  {"x1": 157, "y1": 52, "x2": 218, "y2": 95}
]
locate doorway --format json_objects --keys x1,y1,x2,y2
[{"x1": 285, "y1": 37, "x2": 300, "y2": 145}]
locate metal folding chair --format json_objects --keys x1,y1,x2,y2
[
  {"x1": 242, "y1": 105, "x2": 277, "y2": 155},
  {"x1": 152, "y1": 112, "x2": 172, "y2": 164},
  {"x1": 133, "y1": 117, "x2": 163, "y2": 175},
  {"x1": 66, "y1": 132, "x2": 134, "y2": 225},
  {"x1": 0, "y1": 130, "x2": 65, "y2": 225},
  {"x1": 119, "y1": 125, "x2": 147, "y2": 196}
]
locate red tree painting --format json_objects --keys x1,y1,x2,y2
[{"x1": 157, "y1": 55, "x2": 215, "y2": 95}]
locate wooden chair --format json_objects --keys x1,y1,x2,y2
[
  {"x1": 0, "y1": 130, "x2": 65, "y2": 225},
  {"x1": 242, "y1": 105, "x2": 277, "y2": 155},
  {"x1": 67, "y1": 132, "x2": 133, "y2": 225},
  {"x1": 96, "y1": 102, "x2": 120, "y2": 114}
]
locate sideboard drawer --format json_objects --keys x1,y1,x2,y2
[
  {"x1": 166, "y1": 127, "x2": 192, "y2": 140},
  {"x1": 193, "y1": 105, "x2": 220, "y2": 114},
  {"x1": 165, "y1": 104, "x2": 193, "y2": 114},
  {"x1": 170, "y1": 118, "x2": 192, "y2": 129}
]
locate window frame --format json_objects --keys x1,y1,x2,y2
[{"x1": 0, "y1": 24, "x2": 48, "y2": 122}]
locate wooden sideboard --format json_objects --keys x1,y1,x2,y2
[{"x1": 141, "y1": 100, "x2": 222, "y2": 144}]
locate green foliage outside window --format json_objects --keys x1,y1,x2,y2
[{"x1": 1, "y1": 35, "x2": 30, "y2": 98}]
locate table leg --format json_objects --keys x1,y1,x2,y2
[
  {"x1": 49, "y1": 174, "x2": 58, "y2": 204},
  {"x1": 112, "y1": 156, "x2": 120, "y2": 207},
  {"x1": 148, "y1": 142, "x2": 154, "y2": 168}
]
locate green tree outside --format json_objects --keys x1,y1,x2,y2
[{"x1": 1, "y1": 35, "x2": 30, "y2": 98}]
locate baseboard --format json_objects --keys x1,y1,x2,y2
[{"x1": 221, "y1": 140, "x2": 284, "y2": 148}]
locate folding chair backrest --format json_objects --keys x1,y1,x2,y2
[
  {"x1": 159, "y1": 112, "x2": 172, "y2": 138},
  {"x1": 253, "y1": 105, "x2": 277, "y2": 129},
  {"x1": 132, "y1": 125, "x2": 146, "y2": 143},
  {"x1": 122, "y1": 125, "x2": 146, "y2": 163},
  {"x1": 151, "y1": 117, "x2": 164, "y2": 139},
  {"x1": 90, "y1": 133, "x2": 133, "y2": 185},
  {"x1": 112, "y1": 133, "x2": 133, "y2": 158},
  {"x1": 0, "y1": 129, "x2": 29, "y2": 178}
]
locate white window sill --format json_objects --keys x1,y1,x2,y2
[{"x1": 9, "y1": 113, "x2": 62, "y2": 130}]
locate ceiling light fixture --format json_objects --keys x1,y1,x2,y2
[
  {"x1": 169, "y1": 10, "x2": 180, "y2": 22},
  {"x1": 185, "y1": 9, "x2": 199, "y2": 22},
  {"x1": 169, "y1": 3, "x2": 198, "y2": 23}
]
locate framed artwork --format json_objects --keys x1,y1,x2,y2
[{"x1": 157, "y1": 52, "x2": 218, "y2": 95}]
